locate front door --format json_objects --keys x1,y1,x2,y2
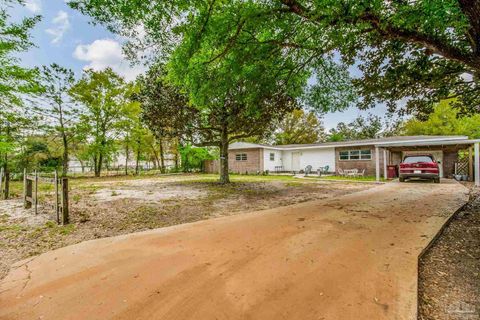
[{"x1": 291, "y1": 152, "x2": 301, "y2": 171}]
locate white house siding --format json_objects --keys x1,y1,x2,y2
[
  {"x1": 262, "y1": 148, "x2": 283, "y2": 171},
  {"x1": 281, "y1": 148, "x2": 336, "y2": 172}
]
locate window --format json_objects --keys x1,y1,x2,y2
[
  {"x1": 403, "y1": 155, "x2": 433, "y2": 163},
  {"x1": 269, "y1": 153, "x2": 275, "y2": 161},
  {"x1": 349, "y1": 150, "x2": 360, "y2": 160},
  {"x1": 339, "y1": 151, "x2": 349, "y2": 160},
  {"x1": 235, "y1": 153, "x2": 247, "y2": 161},
  {"x1": 339, "y1": 149, "x2": 371, "y2": 161},
  {"x1": 360, "y1": 150, "x2": 372, "y2": 160}
]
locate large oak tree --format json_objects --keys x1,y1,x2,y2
[
  {"x1": 136, "y1": 63, "x2": 298, "y2": 183},
  {"x1": 70, "y1": 0, "x2": 480, "y2": 118}
]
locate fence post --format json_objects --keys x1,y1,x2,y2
[
  {"x1": 55, "y1": 170, "x2": 59, "y2": 223},
  {"x1": 23, "y1": 168, "x2": 26, "y2": 207},
  {"x1": 34, "y1": 170, "x2": 38, "y2": 215},
  {"x1": 0, "y1": 167, "x2": 3, "y2": 199},
  {"x1": 24, "y1": 170, "x2": 32, "y2": 209},
  {"x1": 3, "y1": 171, "x2": 9, "y2": 200},
  {"x1": 61, "y1": 177, "x2": 69, "y2": 225}
]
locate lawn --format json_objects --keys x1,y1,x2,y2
[
  {"x1": 306, "y1": 175, "x2": 388, "y2": 182},
  {"x1": 0, "y1": 173, "x2": 375, "y2": 280}
]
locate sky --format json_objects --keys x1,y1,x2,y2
[{"x1": 13, "y1": 0, "x2": 387, "y2": 130}]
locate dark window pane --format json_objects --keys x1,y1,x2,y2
[{"x1": 360, "y1": 150, "x2": 371, "y2": 159}]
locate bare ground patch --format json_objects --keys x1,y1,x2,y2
[{"x1": 0, "y1": 174, "x2": 373, "y2": 279}]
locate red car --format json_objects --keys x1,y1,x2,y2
[{"x1": 399, "y1": 154, "x2": 440, "y2": 183}]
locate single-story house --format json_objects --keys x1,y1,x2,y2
[{"x1": 209, "y1": 135, "x2": 480, "y2": 185}]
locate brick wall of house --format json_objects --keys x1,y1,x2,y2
[
  {"x1": 335, "y1": 146, "x2": 386, "y2": 177},
  {"x1": 442, "y1": 152, "x2": 458, "y2": 178},
  {"x1": 228, "y1": 148, "x2": 263, "y2": 174}
]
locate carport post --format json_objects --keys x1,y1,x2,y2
[
  {"x1": 375, "y1": 146, "x2": 380, "y2": 182},
  {"x1": 383, "y1": 149, "x2": 388, "y2": 179},
  {"x1": 475, "y1": 142, "x2": 480, "y2": 187}
]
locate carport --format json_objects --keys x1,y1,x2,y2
[{"x1": 374, "y1": 138, "x2": 480, "y2": 186}]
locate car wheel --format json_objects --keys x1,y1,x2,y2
[
  {"x1": 434, "y1": 178, "x2": 440, "y2": 183},
  {"x1": 399, "y1": 177, "x2": 405, "y2": 182}
]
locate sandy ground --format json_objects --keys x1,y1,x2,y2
[
  {"x1": 0, "y1": 175, "x2": 372, "y2": 280},
  {"x1": 0, "y1": 180, "x2": 468, "y2": 320}
]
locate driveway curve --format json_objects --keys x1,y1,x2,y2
[{"x1": 0, "y1": 180, "x2": 468, "y2": 320}]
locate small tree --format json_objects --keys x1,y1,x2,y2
[
  {"x1": 70, "y1": 68, "x2": 132, "y2": 177},
  {"x1": 273, "y1": 109, "x2": 325, "y2": 145},
  {"x1": 179, "y1": 145, "x2": 215, "y2": 172},
  {"x1": 0, "y1": 0, "x2": 42, "y2": 197},
  {"x1": 33, "y1": 64, "x2": 78, "y2": 176}
]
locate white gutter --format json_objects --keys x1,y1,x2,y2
[
  {"x1": 375, "y1": 139, "x2": 480, "y2": 148},
  {"x1": 229, "y1": 136, "x2": 470, "y2": 151},
  {"x1": 275, "y1": 137, "x2": 469, "y2": 151}
]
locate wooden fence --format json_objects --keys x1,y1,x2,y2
[
  {"x1": 0, "y1": 167, "x2": 9, "y2": 199},
  {"x1": 23, "y1": 169, "x2": 69, "y2": 225}
]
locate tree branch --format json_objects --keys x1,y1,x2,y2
[{"x1": 279, "y1": 0, "x2": 480, "y2": 71}]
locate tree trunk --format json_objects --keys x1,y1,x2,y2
[
  {"x1": 3, "y1": 124, "x2": 10, "y2": 198},
  {"x1": 62, "y1": 132, "x2": 69, "y2": 177},
  {"x1": 2, "y1": 162, "x2": 8, "y2": 199},
  {"x1": 3, "y1": 171, "x2": 9, "y2": 200},
  {"x1": 79, "y1": 160, "x2": 85, "y2": 173},
  {"x1": 135, "y1": 152, "x2": 140, "y2": 175},
  {"x1": 174, "y1": 150, "x2": 179, "y2": 171},
  {"x1": 95, "y1": 152, "x2": 103, "y2": 177},
  {"x1": 125, "y1": 143, "x2": 129, "y2": 176},
  {"x1": 159, "y1": 138, "x2": 165, "y2": 173},
  {"x1": 219, "y1": 128, "x2": 230, "y2": 184},
  {"x1": 135, "y1": 139, "x2": 141, "y2": 175}
]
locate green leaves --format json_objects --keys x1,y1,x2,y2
[
  {"x1": 69, "y1": 68, "x2": 134, "y2": 175},
  {"x1": 403, "y1": 99, "x2": 480, "y2": 138},
  {"x1": 273, "y1": 109, "x2": 325, "y2": 145},
  {"x1": 0, "y1": 0, "x2": 42, "y2": 109},
  {"x1": 70, "y1": 0, "x2": 480, "y2": 118}
]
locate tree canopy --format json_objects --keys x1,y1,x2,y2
[
  {"x1": 136, "y1": 62, "x2": 297, "y2": 183},
  {"x1": 0, "y1": 0, "x2": 42, "y2": 109},
  {"x1": 69, "y1": 68, "x2": 135, "y2": 177},
  {"x1": 273, "y1": 109, "x2": 325, "y2": 145},
  {"x1": 328, "y1": 114, "x2": 383, "y2": 141},
  {"x1": 70, "y1": 0, "x2": 480, "y2": 118},
  {"x1": 402, "y1": 99, "x2": 480, "y2": 138}
]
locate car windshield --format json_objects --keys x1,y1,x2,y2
[{"x1": 403, "y1": 156, "x2": 434, "y2": 163}]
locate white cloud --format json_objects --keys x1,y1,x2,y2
[
  {"x1": 73, "y1": 39, "x2": 146, "y2": 81},
  {"x1": 46, "y1": 11, "x2": 70, "y2": 44},
  {"x1": 24, "y1": 0, "x2": 42, "y2": 13}
]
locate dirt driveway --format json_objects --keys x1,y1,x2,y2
[{"x1": 0, "y1": 180, "x2": 468, "y2": 320}]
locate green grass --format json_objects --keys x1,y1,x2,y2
[
  {"x1": 4, "y1": 173, "x2": 308, "y2": 201},
  {"x1": 229, "y1": 174, "x2": 296, "y2": 182},
  {"x1": 309, "y1": 175, "x2": 387, "y2": 182}
]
